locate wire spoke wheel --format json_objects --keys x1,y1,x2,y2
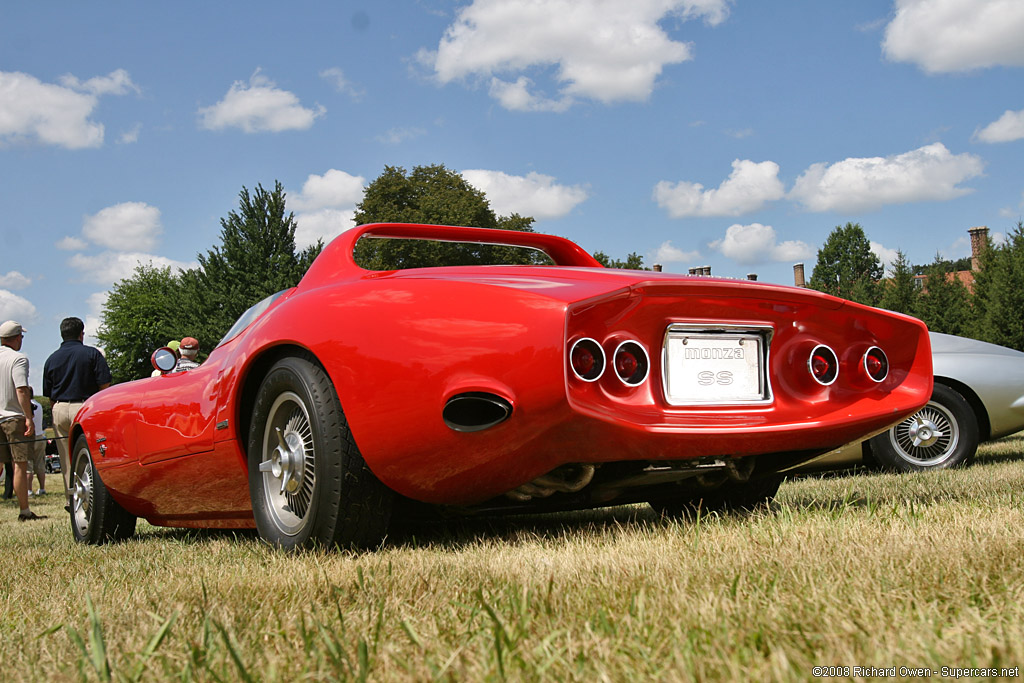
[
  {"x1": 247, "y1": 355, "x2": 393, "y2": 551},
  {"x1": 258, "y1": 391, "x2": 316, "y2": 537},
  {"x1": 69, "y1": 434, "x2": 136, "y2": 544},
  {"x1": 889, "y1": 400, "x2": 958, "y2": 466},
  {"x1": 870, "y1": 384, "x2": 978, "y2": 473},
  {"x1": 71, "y1": 443, "x2": 95, "y2": 537}
]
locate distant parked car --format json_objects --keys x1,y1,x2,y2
[{"x1": 802, "y1": 332, "x2": 1024, "y2": 473}]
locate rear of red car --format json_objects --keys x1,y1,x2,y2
[{"x1": 317, "y1": 265, "x2": 930, "y2": 508}]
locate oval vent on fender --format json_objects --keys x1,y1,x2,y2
[{"x1": 443, "y1": 392, "x2": 513, "y2": 433}]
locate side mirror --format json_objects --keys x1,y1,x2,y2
[{"x1": 151, "y1": 347, "x2": 178, "y2": 373}]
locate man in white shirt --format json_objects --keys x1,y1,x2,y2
[{"x1": 0, "y1": 321, "x2": 42, "y2": 521}]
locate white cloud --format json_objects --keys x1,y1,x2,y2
[
  {"x1": 288, "y1": 169, "x2": 365, "y2": 250},
  {"x1": 0, "y1": 69, "x2": 137, "y2": 149},
  {"x1": 58, "y1": 68, "x2": 139, "y2": 96},
  {"x1": 67, "y1": 252, "x2": 196, "y2": 286},
  {"x1": 0, "y1": 271, "x2": 31, "y2": 290},
  {"x1": 294, "y1": 209, "x2": 357, "y2": 251},
  {"x1": 289, "y1": 169, "x2": 365, "y2": 212},
  {"x1": 649, "y1": 240, "x2": 700, "y2": 265},
  {"x1": 319, "y1": 67, "x2": 363, "y2": 100},
  {"x1": 199, "y1": 69, "x2": 325, "y2": 133},
  {"x1": 974, "y1": 108, "x2": 1024, "y2": 143},
  {"x1": 56, "y1": 236, "x2": 88, "y2": 251},
  {"x1": 883, "y1": 0, "x2": 1024, "y2": 73},
  {"x1": 118, "y1": 123, "x2": 142, "y2": 144},
  {"x1": 82, "y1": 202, "x2": 163, "y2": 252},
  {"x1": 709, "y1": 223, "x2": 813, "y2": 265},
  {"x1": 424, "y1": 0, "x2": 730, "y2": 110},
  {"x1": 871, "y1": 241, "x2": 900, "y2": 271},
  {"x1": 374, "y1": 127, "x2": 425, "y2": 145},
  {"x1": 461, "y1": 169, "x2": 588, "y2": 219},
  {"x1": 788, "y1": 143, "x2": 984, "y2": 212},
  {"x1": 0, "y1": 290, "x2": 38, "y2": 325},
  {"x1": 84, "y1": 291, "x2": 109, "y2": 344},
  {"x1": 999, "y1": 191, "x2": 1024, "y2": 218},
  {"x1": 654, "y1": 160, "x2": 785, "y2": 218},
  {"x1": 488, "y1": 77, "x2": 572, "y2": 112}
]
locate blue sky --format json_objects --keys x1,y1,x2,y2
[{"x1": 2, "y1": 0, "x2": 1024, "y2": 378}]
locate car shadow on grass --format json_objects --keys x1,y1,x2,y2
[{"x1": 386, "y1": 504, "x2": 667, "y2": 550}]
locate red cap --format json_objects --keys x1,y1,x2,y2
[{"x1": 180, "y1": 337, "x2": 199, "y2": 350}]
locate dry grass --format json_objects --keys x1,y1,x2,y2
[{"x1": 3, "y1": 437, "x2": 1024, "y2": 681}]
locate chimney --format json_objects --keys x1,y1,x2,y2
[
  {"x1": 702, "y1": 266, "x2": 712, "y2": 276},
  {"x1": 688, "y1": 267, "x2": 697, "y2": 275},
  {"x1": 968, "y1": 226, "x2": 988, "y2": 271},
  {"x1": 747, "y1": 273, "x2": 757, "y2": 281},
  {"x1": 653, "y1": 264, "x2": 662, "y2": 272},
  {"x1": 793, "y1": 263, "x2": 805, "y2": 287}
]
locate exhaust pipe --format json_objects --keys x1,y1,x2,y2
[{"x1": 443, "y1": 392, "x2": 513, "y2": 433}]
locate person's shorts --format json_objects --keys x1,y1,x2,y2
[
  {"x1": 0, "y1": 418, "x2": 32, "y2": 464},
  {"x1": 26, "y1": 439, "x2": 46, "y2": 473}
]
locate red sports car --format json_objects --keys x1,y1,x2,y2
[{"x1": 69, "y1": 223, "x2": 932, "y2": 549}]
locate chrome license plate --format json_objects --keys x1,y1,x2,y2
[{"x1": 663, "y1": 328, "x2": 768, "y2": 405}]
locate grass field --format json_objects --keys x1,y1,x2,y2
[{"x1": 2, "y1": 437, "x2": 1023, "y2": 682}]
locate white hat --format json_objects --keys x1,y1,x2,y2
[{"x1": 0, "y1": 321, "x2": 25, "y2": 338}]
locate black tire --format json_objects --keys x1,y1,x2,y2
[
  {"x1": 869, "y1": 383, "x2": 978, "y2": 472},
  {"x1": 649, "y1": 475, "x2": 783, "y2": 519},
  {"x1": 247, "y1": 355, "x2": 393, "y2": 551},
  {"x1": 70, "y1": 434, "x2": 137, "y2": 544}
]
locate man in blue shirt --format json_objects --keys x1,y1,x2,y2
[{"x1": 42, "y1": 317, "x2": 111, "y2": 509}]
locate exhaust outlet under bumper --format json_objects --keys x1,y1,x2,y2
[{"x1": 443, "y1": 392, "x2": 513, "y2": 433}]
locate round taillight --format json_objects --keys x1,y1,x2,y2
[
  {"x1": 808, "y1": 344, "x2": 838, "y2": 386},
  {"x1": 570, "y1": 338, "x2": 605, "y2": 382},
  {"x1": 863, "y1": 346, "x2": 888, "y2": 382},
  {"x1": 613, "y1": 340, "x2": 649, "y2": 386}
]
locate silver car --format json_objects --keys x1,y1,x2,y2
[{"x1": 803, "y1": 332, "x2": 1024, "y2": 472}]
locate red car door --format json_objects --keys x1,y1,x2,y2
[{"x1": 137, "y1": 360, "x2": 221, "y2": 465}]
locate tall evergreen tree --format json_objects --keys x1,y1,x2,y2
[
  {"x1": 808, "y1": 222, "x2": 883, "y2": 306},
  {"x1": 99, "y1": 181, "x2": 322, "y2": 380},
  {"x1": 915, "y1": 253, "x2": 971, "y2": 336},
  {"x1": 353, "y1": 164, "x2": 545, "y2": 270},
  {"x1": 184, "y1": 181, "x2": 321, "y2": 346},
  {"x1": 971, "y1": 221, "x2": 1024, "y2": 350},
  {"x1": 878, "y1": 249, "x2": 919, "y2": 316}
]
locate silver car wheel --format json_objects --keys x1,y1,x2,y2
[
  {"x1": 888, "y1": 400, "x2": 958, "y2": 467},
  {"x1": 72, "y1": 443, "x2": 95, "y2": 536},
  {"x1": 258, "y1": 391, "x2": 316, "y2": 536}
]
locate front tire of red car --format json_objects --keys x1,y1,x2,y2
[
  {"x1": 247, "y1": 355, "x2": 393, "y2": 551},
  {"x1": 649, "y1": 475, "x2": 783, "y2": 520},
  {"x1": 868, "y1": 383, "x2": 979, "y2": 472},
  {"x1": 70, "y1": 434, "x2": 137, "y2": 544}
]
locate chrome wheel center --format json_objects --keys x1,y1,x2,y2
[
  {"x1": 908, "y1": 417, "x2": 942, "y2": 448},
  {"x1": 260, "y1": 427, "x2": 306, "y2": 494}
]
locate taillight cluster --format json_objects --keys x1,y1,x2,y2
[
  {"x1": 807, "y1": 344, "x2": 888, "y2": 386},
  {"x1": 570, "y1": 338, "x2": 650, "y2": 386}
]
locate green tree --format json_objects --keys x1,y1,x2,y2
[
  {"x1": 97, "y1": 265, "x2": 187, "y2": 382},
  {"x1": 98, "y1": 181, "x2": 321, "y2": 381},
  {"x1": 915, "y1": 253, "x2": 971, "y2": 336},
  {"x1": 971, "y1": 221, "x2": 1024, "y2": 350},
  {"x1": 353, "y1": 164, "x2": 545, "y2": 269},
  {"x1": 878, "y1": 249, "x2": 918, "y2": 316},
  {"x1": 808, "y1": 222, "x2": 883, "y2": 305},
  {"x1": 184, "y1": 181, "x2": 321, "y2": 347},
  {"x1": 593, "y1": 252, "x2": 648, "y2": 270}
]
